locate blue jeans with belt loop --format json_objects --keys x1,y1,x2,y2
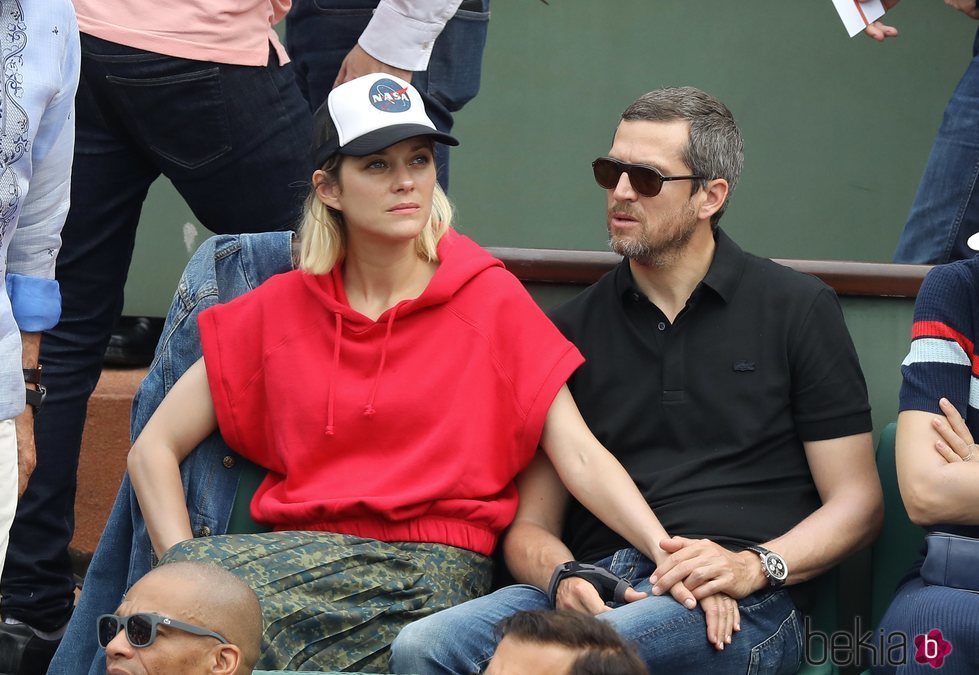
[
  {"x1": 894, "y1": 27, "x2": 979, "y2": 264},
  {"x1": 0, "y1": 33, "x2": 311, "y2": 633},
  {"x1": 390, "y1": 547, "x2": 804, "y2": 674}
]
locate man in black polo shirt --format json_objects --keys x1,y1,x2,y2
[{"x1": 390, "y1": 86, "x2": 883, "y2": 674}]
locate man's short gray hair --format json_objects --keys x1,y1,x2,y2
[{"x1": 621, "y1": 87, "x2": 744, "y2": 226}]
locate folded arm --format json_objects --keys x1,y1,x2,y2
[
  {"x1": 127, "y1": 357, "x2": 219, "y2": 558},
  {"x1": 897, "y1": 402, "x2": 979, "y2": 526}
]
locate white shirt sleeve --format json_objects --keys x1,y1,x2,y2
[{"x1": 358, "y1": 0, "x2": 465, "y2": 72}]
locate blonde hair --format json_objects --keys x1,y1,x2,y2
[{"x1": 298, "y1": 153, "x2": 454, "y2": 274}]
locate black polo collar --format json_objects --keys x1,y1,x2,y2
[{"x1": 614, "y1": 227, "x2": 746, "y2": 305}]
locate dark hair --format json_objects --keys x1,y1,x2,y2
[
  {"x1": 621, "y1": 86, "x2": 744, "y2": 227},
  {"x1": 496, "y1": 610, "x2": 647, "y2": 675}
]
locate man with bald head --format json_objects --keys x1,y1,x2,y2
[{"x1": 98, "y1": 562, "x2": 262, "y2": 674}]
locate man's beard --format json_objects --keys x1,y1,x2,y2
[{"x1": 607, "y1": 202, "x2": 698, "y2": 268}]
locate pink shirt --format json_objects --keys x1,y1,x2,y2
[{"x1": 73, "y1": 0, "x2": 290, "y2": 66}]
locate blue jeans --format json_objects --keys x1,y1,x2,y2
[
  {"x1": 0, "y1": 34, "x2": 312, "y2": 631},
  {"x1": 285, "y1": 0, "x2": 490, "y2": 188},
  {"x1": 390, "y1": 548, "x2": 803, "y2": 674},
  {"x1": 893, "y1": 27, "x2": 979, "y2": 264}
]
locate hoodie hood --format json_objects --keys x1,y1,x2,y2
[
  {"x1": 300, "y1": 229, "x2": 502, "y2": 324},
  {"x1": 300, "y1": 229, "x2": 503, "y2": 434}
]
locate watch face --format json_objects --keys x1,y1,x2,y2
[{"x1": 764, "y1": 553, "x2": 788, "y2": 581}]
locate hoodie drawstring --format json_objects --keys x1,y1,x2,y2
[
  {"x1": 325, "y1": 306, "x2": 397, "y2": 434},
  {"x1": 325, "y1": 312, "x2": 342, "y2": 436},
  {"x1": 364, "y1": 305, "x2": 397, "y2": 417}
]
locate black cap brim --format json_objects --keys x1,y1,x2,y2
[{"x1": 341, "y1": 124, "x2": 459, "y2": 157}]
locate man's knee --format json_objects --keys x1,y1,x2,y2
[{"x1": 389, "y1": 616, "x2": 435, "y2": 668}]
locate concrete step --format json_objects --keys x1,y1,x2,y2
[{"x1": 71, "y1": 366, "x2": 146, "y2": 565}]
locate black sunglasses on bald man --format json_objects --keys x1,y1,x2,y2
[
  {"x1": 592, "y1": 157, "x2": 703, "y2": 197},
  {"x1": 97, "y1": 612, "x2": 229, "y2": 649}
]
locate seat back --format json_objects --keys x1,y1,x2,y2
[
  {"x1": 869, "y1": 422, "x2": 924, "y2": 628},
  {"x1": 227, "y1": 457, "x2": 273, "y2": 534}
]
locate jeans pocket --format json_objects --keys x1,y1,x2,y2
[
  {"x1": 105, "y1": 67, "x2": 232, "y2": 170},
  {"x1": 747, "y1": 609, "x2": 803, "y2": 675},
  {"x1": 422, "y1": 8, "x2": 489, "y2": 113}
]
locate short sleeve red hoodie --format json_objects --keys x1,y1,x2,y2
[{"x1": 198, "y1": 230, "x2": 583, "y2": 556}]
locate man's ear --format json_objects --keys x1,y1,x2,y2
[
  {"x1": 313, "y1": 169, "x2": 342, "y2": 211},
  {"x1": 209, "y1": 644, "x2": 242, "y2": 675},
  {"x1": 697, "y1": 178, "x2": 729, "y2": 222}
]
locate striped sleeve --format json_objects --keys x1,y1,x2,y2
[{"x1": 900, "y1": 261, "x2": 978, "y2": 418}]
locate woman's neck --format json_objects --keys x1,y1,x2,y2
[{"x1": 342, "y1": 239, "x2": 438, "y2": 320}]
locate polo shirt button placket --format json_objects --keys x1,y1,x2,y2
[{"x1": 657, "y1": 321, "x2": 667, "y2": 331}]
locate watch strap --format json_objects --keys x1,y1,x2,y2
[
  {"x1": 25, "y1": 384, "x2": 46, "y2": 411},
  {"x1": 547, "y1": 561, "x2": 632, "y2": 608},
  {"x1": 23, "y1": 366, "x2": 41, "y2": 385}
]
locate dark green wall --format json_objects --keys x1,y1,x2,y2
[{"x1": 126, "y1": 2, "x2": 970, "y2": 315}]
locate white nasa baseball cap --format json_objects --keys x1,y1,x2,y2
[{"x1": 311, "y1": 74, "x2": 458, "y2": 167}]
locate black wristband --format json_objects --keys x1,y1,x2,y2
[
  {"x1": 25, "y1": 384, "x2": 46, "y2": 412},
  {"x1": 23, "y1": 366, "x2": 41, "y2": 385},
  {"x1": 547, "y1": 561, "x2": 632, "y2": 608}
]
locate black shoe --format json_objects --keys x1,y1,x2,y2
[
  {"x1": 0, "y1": 622, "x2": 60, "y2": 675},
  {"x1": 103, "y1": 316, "x2": 164, "y2": 368}
]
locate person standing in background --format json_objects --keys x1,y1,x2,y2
[
  {"x1": 0, "y1": 0, "x2": 79, "y2": 668},
  {"x1": 285, "y1": 0, "x2": 490, "y2": 188},
  {"x1": 864, "y1": 0, "x2": 979, "y2": 263}
]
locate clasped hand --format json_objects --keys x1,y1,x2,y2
[{"x1": 933, "y1": 397, "x2": 978, "y2": 463}]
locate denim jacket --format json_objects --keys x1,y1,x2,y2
[{"x1": 49, "y1": 232, "x2": 294, "y2": 674}]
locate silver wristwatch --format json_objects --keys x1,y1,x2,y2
[{"x1": 746, "y1": 545, "x2": 788, "y2": 588}]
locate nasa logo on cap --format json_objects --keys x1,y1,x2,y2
[{"x1": 369, "y1": 78, "x2": 412, "y2": 113}]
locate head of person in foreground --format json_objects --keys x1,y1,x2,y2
[
  {"x1": 100, "y1": 561, "x2": 262, "y2": 675},
  {"x1": 484, "y1": 609, "x2": 648, "y2": 675}
]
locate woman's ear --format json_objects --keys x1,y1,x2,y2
[{"x1": 313, "y1": 169, "x2": 342, "y2": 211}]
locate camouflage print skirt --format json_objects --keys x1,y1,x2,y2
[{"x1": 159, "y1": 531, "x2": 492, "y2": 672}]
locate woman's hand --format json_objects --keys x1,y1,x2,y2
[
  {"x1": 933, "y1": 397, "x2": 978, "y2": 464},
  {"x1": 701, "y1": 593, "x2": 740, "y2": 651}
]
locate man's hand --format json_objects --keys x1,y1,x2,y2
[
  {"x1": 701, "y1": 593, "x2": 741, "y2": 651},
  {"x1": 862, "y1": 0, "x2": 900, "y2": 41},
  {"x1": 555, "y1": 574, "x2": 697, "y2": 615},
  {"x1": 650, "y1": 537, "x2": 765, "y2": 600},
  {"x1": 945, "y1": 0, "x2": 979, "y2": 20},
  {"x1": 333, "y1": 44, "x2": 412, "y2": 87},
  {"x1": 14, "y1": 409, "x2": 35, "y2": 498}
]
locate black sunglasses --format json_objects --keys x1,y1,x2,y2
[
  {"x1": 97, "y1": 612, "x2": 229, "y2": 649},
  {"x1": 592, "y1": 157, "x2": 703, "y2": 197}
]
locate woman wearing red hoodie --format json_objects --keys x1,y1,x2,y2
[{"x1": 123, "y1": 74, "x2": 728, "y2": 671}]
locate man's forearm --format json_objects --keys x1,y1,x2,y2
[
  {"x1": 761, "y1": 487, "x2": 882, "y2": 586},
  {"x1": 502, "y1": 520, "x2": 576, "y2": 591}
]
